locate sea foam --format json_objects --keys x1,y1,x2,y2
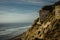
[{"x1": 0, "y1": 25, "x2": 31, "y2": 35}]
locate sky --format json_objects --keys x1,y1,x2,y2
[{"x1": 0, "y1": 0, "x2": 59, "y2": 23}]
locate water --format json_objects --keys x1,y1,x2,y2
[{"x1": 0, "y1": 23, "x2": 31, "y2": 40}]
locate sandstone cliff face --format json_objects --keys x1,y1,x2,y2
[
  {"x1": 12, "y1": 18, "x2": 60, "y2": 40},
  {"x1": 12, "y1": 1, "x2": 60, "y2": 40}
]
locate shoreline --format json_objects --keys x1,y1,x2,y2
[{"x1": 10, "y1": 32, "x2": 26, "y2": 40}]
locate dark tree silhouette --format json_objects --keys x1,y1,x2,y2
[
  {"x1": 42, "y1": 5, "x2": 53, "y2": 12},
  {"x1": 54, "y1": 1, "x2": 60, "y2": 6}
]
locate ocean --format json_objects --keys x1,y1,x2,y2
[{"x1": 0, "y1": 23, "x2": 31, "y2": 40}]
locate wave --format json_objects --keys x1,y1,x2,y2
[{"x1": 0, "y1": 25, "x2": 31, "y2": 35}]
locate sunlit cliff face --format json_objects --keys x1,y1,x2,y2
[{"x1": 55, "y1": 5, "x2": 60, "y2": 19}]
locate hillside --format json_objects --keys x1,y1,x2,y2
[{"x1": 11, "y1": 1, "x2": 60, "y2": 40}]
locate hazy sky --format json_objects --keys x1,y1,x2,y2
[{"x1": 0, "y1": 0, "x2": 59, "y2": 23}]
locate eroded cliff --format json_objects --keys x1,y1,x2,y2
[{"x1": 12, "y1": 1, "x2": 60, "y2": 40}]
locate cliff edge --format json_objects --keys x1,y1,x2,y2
[{"x1": 12, "y1": 1, "x2": 60, "y2": 40}]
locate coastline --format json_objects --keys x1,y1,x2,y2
[{"x1": 10, "y1": 32, "x2": 26, "y2": 40}]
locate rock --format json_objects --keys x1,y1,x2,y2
[{"x1": 11, "y1": 1, "x2": 60, "y2": 40}]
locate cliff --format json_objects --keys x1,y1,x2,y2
[{"x1": 11, "y1": 1, "x2": 60, "y2": 40}]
